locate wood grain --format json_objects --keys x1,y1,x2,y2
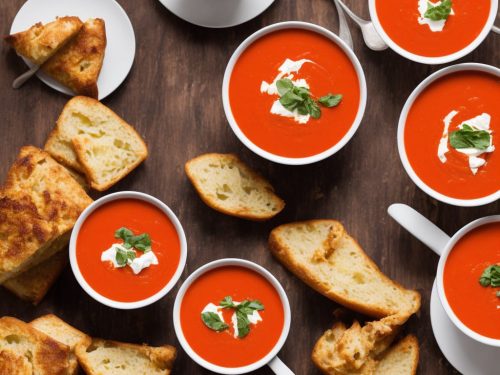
[{"x1": 0, "y1": 0, "x2": 498, "y2": 374}]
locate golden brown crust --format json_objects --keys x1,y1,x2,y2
[
  {"x1": 184, "y1": 153, "x2": 285, "y2": 221},
  {"x1": 5, "y1": 17, "x2": 83, "y2": 65},
  {"x1": 269, "y1": 220, "x2": 421, "y2": 318},
  {"x1": 42, "y1": 18, "x2": 106, "y2": 98}
]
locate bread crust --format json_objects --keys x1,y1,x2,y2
[
  {"x1": 269, "y1": 220, "x2": 421, "y2": 318},
  {"x1": 185, "y1": 153, "x2": 285, "y2": 221}
]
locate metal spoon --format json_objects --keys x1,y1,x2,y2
[
  {"x1": 12, "y1": 65, "x2": 39, "y2": 89},
  {"x1": 334, "y1": 0, "x2": 388, "y2": 51},
  {"x1": 332, "y1": 0, "x2": 353, "y2": 49}
]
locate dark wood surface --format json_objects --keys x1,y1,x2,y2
[{"x1": 0, "y1": 0, "x2": 498, "y2": 373}]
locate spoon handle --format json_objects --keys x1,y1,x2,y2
[
  {"x1": 12, "y1": 65, "x2": 39, "y2": 89},
  {"x1": 332, "y1": 0, "x2": 353, "y2": 49}
]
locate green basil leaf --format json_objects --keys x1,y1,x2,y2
[
  {"x1": 479, "y1": 277, "x2": 491, "y2": 287},
  {"x1": 319, "y1": 94, "x2": 343, "y2": 107},
  {"x1": 424, "y1": 0, "x2": 452, "y2": 21},
  {"x1": 479, "y1": 265, "x2": 500, "y2": 288},
  {"x1": 279, "y1": 91, "x2": 304, "y2": 110},
  {"x1": 201, "y1": 312, "x2": 228, "y2": 332},
  {"x1": 115, "y1": 227, "x2": 133, "y2": 241},
  {"x1": 306, "y1": 99, "x2": 321, "y2": 119},
  {"x1": 236, "y1": 310, "x2": 250, "y2": 338},
  {"x1": 293, "y1": 86, "x2": 311, "y2": 99},
  {"x1": 449, "y1": 126, "x2": 491, "y2": 150},
  {"x1": 247, "y1": 300, "x2": 264, "y2": 311},
  {"x1": 220, "y1": 296, "x2": 235, "y2": 309},
  {"x1": 115, "y1": 248, "x2": 129, "y2": 267},
  {"x1": 276, "y1": 79, "x2": 294, "y2": 96}
]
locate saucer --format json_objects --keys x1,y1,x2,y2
[
  {"x1": 430, "y1": 281, "x2": 500, "y2": 375},
  {"x1": 157, "y1": 0, "x2": 274, "y2": 28},
  {"x1": 10, "y1": 0, "x2": 136, "y2": 100}
]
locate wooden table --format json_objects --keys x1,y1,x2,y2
[{"x1": 0, "y1": 0, "x2": 498, "y2": 373}]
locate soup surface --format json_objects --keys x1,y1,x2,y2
[
  {"x1": 404, "y1": 71, "x2": 499, "y2": 200},
  {"x1": 444, "y1": 222, "x2": 500, "y2": 339},
  {"x1": 375, "y1": 0, "x2": 491, "y2": 57},
  {"x1": 180, "y1": 266, "x2": 284, "y2": 368},
  {"x1": 76, "y1": 199, "x2": 181, "y2": 302},
  {"x1": 229, "y1": 28, "x2": 361, "y2": 158}
]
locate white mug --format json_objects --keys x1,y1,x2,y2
[{"x1": 388, "y1": 203, "x2": 500, "y2": 347}]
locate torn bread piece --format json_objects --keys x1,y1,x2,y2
[
  {"x1": 75, "y1": 338, "x2": 176, "y2": 375},
  {"x1": 5, "y1": 16, "x2": 83, "y2": 66},
  {"x1": 374, "y1": 335, "x2": 419, "y2": 375},
  {"x1": 42, "y1": 18, "x2": 106, "y2": 98},
  {"x1": 269, "y1": 220, "x2": 421, "y2": 317},
  {"x1": 185, "y1": 153, "x2": 285, "y2": 220}
]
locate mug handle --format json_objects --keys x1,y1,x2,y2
[
  {"x1": 388, "y1": 203, "x2": 450, "y2": 256},
  {"x1": 492, "y1": 25, "x2": 500, "y2": 34},
  {"x1": 268, "y1": 356, "x2": 294, "y2": 374}
]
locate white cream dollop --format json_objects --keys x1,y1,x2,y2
[
  {"x1": 418, "y1": 0, "x2": 454, "y2": 32},
  {"x1": 100, "y1": 243, "x2": 159, "y2": 275}
]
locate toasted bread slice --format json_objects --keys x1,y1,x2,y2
[
  {"x1": 30, "y1": 314, "x2": 90, "y2": 375},
  {"x1": 44, "y1": 96, "x2": 148, "y2": 190},
  {"x1": 0, "y1": 146, "x2": 92, "y2": 282},
  {"x1": 374, "y1": 335, "x2": 419, "y2": 375},
  {"x1": 41, "y1": 18, "x2": 106, "y2": 98},
  {"x1": 185, "y1": 153, "x2": 285, "y2": 220},
  {"x1": 2, "y1": 250, "x2": 67, "y2": 305},
  {"x1": 0, "y1": 316, "x2": 71, "y2": 375},
  {"x1": 75, "y1": 338, "x2": 176, "y2": 375},
  {"x1": 5, "y1": 16, "x2": 83, "y2": 66},
  {"x1": 269, "y1": 220, "x2": 420, "y2": 317}
]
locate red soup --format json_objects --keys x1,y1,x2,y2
[
  {"x1": 229, "y1": 28, "x2": 361, "y2": 158},
  {"x1": 404, "y1": 71, "x2": 500, "y2": 200},
  {"x1": 444, "y1": 222, "x2": 500, "y2": 339},
  {"x1": 180, "y1": 266, "x2": 284, "y2": 368},
  {"x1": 375, "y1": 0, "x2": 491, "y2": 57},
  {"x1": 76, "y1": 198, "x2": 181, "y2": 302}
]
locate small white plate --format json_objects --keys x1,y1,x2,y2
[
  {"x1": 10, "y1": 0, "x2": 135, "y2": 100},
  {"x1": 157, "y1": 0, "x2": 274, "y2": 28},
  {"x1": 430, "y1": 281, "x2": 500, "y2": 375}
]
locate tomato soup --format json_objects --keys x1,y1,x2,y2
[
  {"x1": 404, "y1": 71, "x2": 500, "y2": 200},
  {"x1": 229, "y1": 28, "x2": 361, "y2": 158},
  {"x1": 443, "y1": 222, "x2": 500, "y2": 339},
  {"x1": 76, "y1": 199, "x2": 181, "y2": 302},
  {"x1": 180, "y1": 266, "x2": 284, "y2": 368},
  {"x1": 375, "y1": 0, "x2": 491, "y2": 57}
]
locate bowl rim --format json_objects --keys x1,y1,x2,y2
[
  {"x1": 436, "y1": 215, "x2": 500, "y2": 347},
  {"x1": 368, "y1": 0, "x2": 498, "y2": 65},
  {"x1": 69, "y1": 191, "x2": 187, "y2": 310},
  {"x1": 172, "y1": 258, "x2": 292, "y2": 374},
  {"x1": 397, "y1": 62, "x2": 500, "y2": 207},
  {"x1": 222, "y1": 20, "x2": 367, "y2": 165}
]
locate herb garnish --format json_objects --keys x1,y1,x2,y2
[
  {"x1": 424, "y1": 0, "x2": 452, "y2": 21},
  {"x1": 114, "y1": 227, "x2": 152, "y2": 252},
  {"x1": 115, "y1": 247, "x2": 136, "y2": 267},
  {"x1": 276, "y1": 78, "x2": 342, "y2": 119},
  {"x1": 449, "y1": 124, "x2": 491, "y2": 151},
  {"x1": 479, "y1": 265, "x2": 500, "y2": 288},
  {"x1": 201, "y1": 296, "x2": 264, "y2": 338}
]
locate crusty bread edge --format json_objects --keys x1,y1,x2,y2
[
  {"x1": 268, "y1": 220, "x2": 421, "y2": 318},
  {"x1": 184, "y1": 153, "x2": 285, "y2": 221},
  {"x1": 44, "y1": 127, "x2": 84, "y2": 173},
  {"x1": 380, "y1": 334, "x2": 419, "y2": 375}
]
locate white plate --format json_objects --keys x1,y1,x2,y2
[
  {"x1": 157, "y1": 0, "x2": 274, "y2": 28},
  {"x1": 430, "y1": 281, "x2": 500, "y2": 375},
  {"x1": 10, "y1": 0, "x2": 135, "y2": 100}
]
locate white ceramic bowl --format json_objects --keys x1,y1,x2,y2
[
  {"x1": 368, "y1": 0, "x2": 499, "y2": 65},
  {"x1": 222, "y1": 21, "x2": 367, "y2": 165},
  {"x1": 173, "y1": 258, "x2": 292, "y2": 374},
  {"x1": 69, "y1": 191, "x2": 187, "y2": 309},
  {"x1": 397, "y1": 63, "x2": 500, "y2": 207}
]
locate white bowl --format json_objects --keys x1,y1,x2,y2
[
  {"x1": 222, "y1": 21, "x2": 367, "y2": 165},
  {"x1": 397, "y1": 63, "x2": 500, "y2": 207},
  {"x1": 69, "y1": 191, "x2": 187, "y2": 309},
  {"x1": 173, "y1": 258, "x2": 291, "y2": 374},
  {"x1": 368, "y1": 0, "x2": 498, "y2": 65}
]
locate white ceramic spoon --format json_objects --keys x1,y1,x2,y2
[
  {"x1": 12, "y1": 65, "x2": 39, "y2": 89},
  {"x1": 332, "y1": 0, "x2": 353, "y2": 49}
]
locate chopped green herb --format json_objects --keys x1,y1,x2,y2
[
  {"x1": 236, "y1": 310, "x2": 251, "y2": 338},
  {"x1": 115, "y1": 247, "x2": 135, "y2": 267},
  {"x1": 114, "y1": 227, "x2": 152, "y2": 252},
  {"x1": 220, "y1": 296, "x2": 236, "y2": 309},
  {"x1": 449, "y1": 124, "x2": 491, "y2": 151},
  {"x1": 479, "y1": 265, "x2": 500, "y2": 287},
  {"x1": 319, "y1": 94, "x2": 343, "y2": 108},
  {"x1": 201, "y1": 312, "x2": 228, "y2": 332},
  {"x1": 424, "y1": 0, "x2": 452, "y2": 21}
]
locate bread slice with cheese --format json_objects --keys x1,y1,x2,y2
[
  {"x1": 30, "y1": 314, "x2": 90, "y2": 375},
  {"x1": 185, "y1": 153, "x2": 285, "y2": 220},
  {"x1": 0, "y1": 316, "x2": 71, "y2": 375},
  {"x1": 75, "y1": 338, "x2": 176, "y2": 375},
  {"x1": 2, "y1": 250, "x2": 67, "y2": 305},
  {"x1": 0, "y1": 146, "x2": 92, "y2": 283},
  {"x1": 41, "y1": 18, "x2": 106, "y2": 98},
  {"x1": 44, "y1": 96, "x2": 148, "y2": 191},
  {"x1": 269, "y1": 220, "x2": 420, "y2": 317},
  {"x1": 5, "y1": 16, "x2": 83, "y2": 66},
  {"x1": 374, "y1": 335, "x2": 419, "y2": 375}
]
